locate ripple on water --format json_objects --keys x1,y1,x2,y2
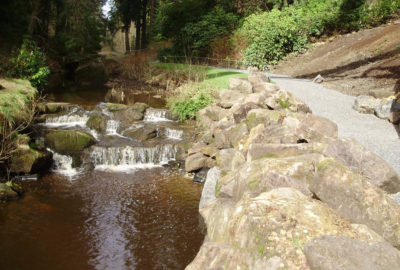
[{"x1": 0, "y1": 168, "x2": 204, "y2": 270}]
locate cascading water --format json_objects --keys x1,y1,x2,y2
[
  {"x1": 1, "y1": 100, "x2": 203, "y2": 270},
  {"x1": 144, "y1": 108, "x2": 172, "y2": 122},
  {"x1": 106, "y1": 120, "x2": 121, "y2": 135},
  {"x1": 165, "y1": 128, "x2": 184, "y2": 140},
  {"x1": 90, "y1": 144, "x2": 177, "y2": 171},
  {"x1": 48, "y1": 149, "x2": 81, "y2": 178}
]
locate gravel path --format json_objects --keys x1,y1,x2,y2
[{"x1": 272, "y1": 75, "x2": 400, "y2": 175}]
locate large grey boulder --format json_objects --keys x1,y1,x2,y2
[
  {"x1": 323, "y1": 137, "x2": 400, "y2": 193},
  {"x1": 310, "y1": 158, "x2": 400, "y2": 248},
  {"x1": 217, "y1": 89, "x2": 246, "y2": 109},
  {"x1": 353, "y1": 95, "x2": 380, "y2": 114},
  {"x1": 229, "y1": 78, "x2": 253, "y2": 94},
  {"x1": 185, "y1": 152, "x2": 208, "y2": 172},
  {"x1": 375, "y1": 98, "x2": 400, "y2": 124},
  {"x1": 124, "y1": 126, "x2": 157, "y2": 141},
  {"x1": 230, "y1": 102, "x2": 261, "y2": 124},
  {"x1": 296, "y1": 113, "x2": 338, "y2": 141},
  {"x1": 199, "y1": 167, "x2": 221, "y2": 209},
  {"x1": 305, "y1": 235, "x2": 400, "y2": 270},
  {"x1": 215, "y1": 149, "x2": 245, "y2": 174}
]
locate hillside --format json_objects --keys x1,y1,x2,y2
[{"x1": 273, "y1": 19, "x2": 400, "y2": 98}]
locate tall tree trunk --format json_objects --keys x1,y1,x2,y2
[
  {"x1": 149, "y1": 0, "x2": 156, "y2": 32},
  {"x1": 135, "y1": 19, "x2": 141, "y2": 51},
  {"x1": 125, "y1": 25, "x2": 131, "y2": 53},
  {"x1": 28, "y1": 0, "x2": 41, "y2": 35},
  {"x1": 141, "y1": 0, "x2": 148, "y2": 49},
  {"x1": 48, "y1": 0, "x2": 57, "y2": 38}
]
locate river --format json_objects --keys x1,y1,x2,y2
[{"x1": 0, "y1": 89, "x2": 204, "y2": 270}]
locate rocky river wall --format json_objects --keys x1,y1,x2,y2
[{"x1": 184, "y1": 71, "x2": 400, "y2": 269}]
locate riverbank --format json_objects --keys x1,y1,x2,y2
[{"x1": 185, "y1": 71, "x2": 400, "y2": 269}]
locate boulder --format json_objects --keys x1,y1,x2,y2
[
  {"x1": 247, "y1": 72, "x2": 269, "y2": 85},
  {"x1": 229, "y1": 78, "x2": 253, "y2": 94},
  {"x1": 244, "y1": 93, "x2": 265, "y2": 105},
  {"x1": 229, "y1": 122, "x2": 248, "y2": 148},
  {"x1": 198, "y1": 188, "x2": 379, "y2": 270},
  {"x1": 224, "y1": 154, "x2": 323, "y2": 201},
  {"x1": 230, "y1": 102, "x2": 261, "y2": 124},
  {"x1": 198, "y1": 105, "x2": 228, "y2": 122},
  {"x1": 323, "y1": 137, "x2": 400, "y2": 193},
  {"x1": 86, "y1": 114, "x2": 107, "y2": 132},
  {"x1": 199, "y1": 167, "x2": 221, "y2": 209},
  {"x1": 185, "y1": 152, "x2": 208, "y2": 172},
  {"x1": 193, "y1": 167, "x2": 209, "y2": 184},
  {"x1": 0, "y1": 183, "x2": 18, "y2": 202},
  {"x1": 113, "y1": 106, "x2": 145, "y2": 126},
  {"x1": 247, "y1": 143, "x2": 325, "y2": 161},
  {"x1": 305, "y1": 235, "x2": 400, "y2": 270},
  {"x1": 213, "y1": 128, "x2": 231, "y2": 149},
  {"x1": 246, "y1": 109, "x2": 285, "y2": 130},
  {"x1": 105, "y1": 102, "x2": 128, "y2": 111},
  {"x1": 353, "y1": 95, "x2": 380, "y2": 114},
  {"x1": 215, "y1": 149, "x2": 245, "y2": 174},
  {"x1": 45, "y1": 130, "x2": 96, "y2": 155},
  {"x1": 217, "y1": 89, "x2": 246, "y2": 109},
  {"x1": 10, "y1": 147, "x2": 52, "y2": 174},
  {"x1": 200, "y1": 145, "x2": 219, "y2": 157},
  {"x1": 297, "y1": 114, "x2": 338, "y2": 141},
  {"x1": 310, "y1": 158, "x2": 400, "y2": 248},
  {"x1": 124, "y1": 126, "x2": 157, "y2": 141},
  {"x1": 375, "y1": 98, "x2": 400, "y2": 124},
  {"x1": 43, "y1": 102, "x2": 71, "y2": 114},
  {"x1": 131, "y1": 102, "x2": 148, "y2": 113}
]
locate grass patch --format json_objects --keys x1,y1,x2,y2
[
  {"x1": 0, "y1": 78, "x2": 36, "y2": 123},
  {"x1": 156, "y1": 62, "x2": 247, "y2": 121}
]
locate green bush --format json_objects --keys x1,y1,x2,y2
[
  {"x1": 8, "y1": 39, "x2": 50, "y2": 89},
  {"x1": 167, "y1": 82, "x2": 216, "y2": 121}
]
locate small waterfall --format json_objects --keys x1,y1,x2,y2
[
  {"x1": 165, "y1": 128, "x2": 183, "y2": 140},
  {"x1": 90, "y1": 144, "x2": 177, "y2": 171},
  {"x1": 45, "y1": 110, "x2": 89, "y2": 127},
  {"x1": 106, "y1": 120, "x2": 121, "y2": 135},
  {"x1": 144, "y1": 108, "x2": 172, "y2": 122},
  {"x1": 49, "y1": 149, "x2": 81, "y2": 179}
]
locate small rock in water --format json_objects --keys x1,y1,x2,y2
[
  {"x1": 12, "y1": 175, "x2": 38, "y2": 181},
  {"x1": 193, "y1": 168, "x2": 210, "y2": 184}
]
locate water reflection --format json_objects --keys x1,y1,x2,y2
[{"x1": 0, "y1": 168, "x2": 204, "y2": 270}]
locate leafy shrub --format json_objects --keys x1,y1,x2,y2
[
  {"x1": 167, "y1": 82, "x2": 216, "y2": 121},
  {"x1": 8, "y1": 39, "x2": 50, "y2": 89}
]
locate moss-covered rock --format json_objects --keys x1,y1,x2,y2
[
  {"x1": 43, "y1": 102, "x2": 71, "y2": 114},
  {"x1": 10, "y1": 147, "x2": 52, "y2": 174},
  {"x1": 45, "y1": 129, "x2": 96, "y2": 155},
  {"x1": 86, "y1": 114, "x2": 106, "y2": 132},
  {"x1": 105, "y1": 103, "x2": 128, "y2": 111},
  {"x1": 0, "y1": 183, "x2": 18, "y2": 202}
]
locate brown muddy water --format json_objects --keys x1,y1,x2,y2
[
  {"x1": 0, "y1": 169, "x2": 204, "y2": 270},
  {"x1": 0, "y1": 88, "x2": 204, "y2": 270}
]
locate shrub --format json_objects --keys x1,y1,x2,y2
[
  {"x1": 8, "y1": 39, "x2": 50, "y2": 89},
  {"x1": 167, "y1": 82, "x2": 216, "y2": 121}
]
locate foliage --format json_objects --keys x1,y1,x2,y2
[
  {"x1": 237, "y1": 0, "x2": 400, "y2": 68},
  {"x1": 8, "y1": 39, "x2": 50, "y2": 89},
  {"x1": 167, "y1": 83, "x2": 216, "y2": 121},
  {"x1": 178, "y1": 7, "x2": 239, "y2": 56}
]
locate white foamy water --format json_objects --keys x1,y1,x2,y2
[
  {"x1": 144, "y1": 108, "x2": 172, "y2": 122},
  {"x1": 45, "y1": 108, "x2": 90, "y2": 127},
  {"x1": 90, "y1": 144, "x2": 177, "y2": 171},
  {"x1": 49, "y1": 149, "x2": 81, "y2": 179},
  {"x1": 106, "y1": 120, "x2": 121, "y2": 135},
  {"x1": 165, "y1": 128, "x2": 183, "y2": 140}
]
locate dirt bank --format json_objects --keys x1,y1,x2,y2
[{"x1": 273, "y1": 19, "x2": 400, "y2": 98}]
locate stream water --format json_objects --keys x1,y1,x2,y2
[{"x1": 0, "y1": 92, "x2": 204, "y2": 270}]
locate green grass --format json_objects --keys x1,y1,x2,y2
[
  {"x1": 0, "y1": 78, "x2": 37, "y2": 123},
  {"x1": 154, "y1": 62, "x2": 248, "y2": 121}
]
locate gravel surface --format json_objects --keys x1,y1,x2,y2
[{"x1": 272, "y1": 76, "x2": 400, "y2": 175}]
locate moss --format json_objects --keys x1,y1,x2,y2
[
  {"x1": 279, "y1": 98, "x2": 291, "y2": 109},
  {"x1": 246, "y1": 112, "x2": 259, "y2": 130},
  {"x1": 317, "y1": 158, "x2": 336, "y2": 172},
  {"x1": 45, "y1": 129, "x2": 95, "y2": 155},
  {"x1": 105, "y1": 103, "x2": 128, "y2": 111},
  {"x1": 215, "y1": 181, "x2": 222, "y2": 196},
  {"x1": 86, "y1": 114, "x2": 105, "y2": 132},
  {"x1": 249, "y1": 180, "x2": 260, "y2": 189},
  {"x1": 0, "y1": 78, "x2": 36, "y2": 123}
]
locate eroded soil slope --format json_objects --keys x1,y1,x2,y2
[{"x1": 273, "y1": 20, "x2": 400, "y2": 98}]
